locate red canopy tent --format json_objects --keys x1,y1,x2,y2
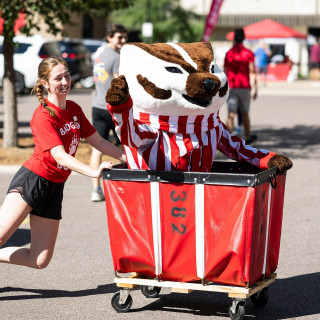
[
  {"x1": 226, "y1": 19, "x2": 306, "y2": 41},
  {"x1": 226, "y1": 19, "x2": 307, "y2": 82}
]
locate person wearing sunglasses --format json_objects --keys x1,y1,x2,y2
[{"x1": 90, "y1": 24, "x2": 128, "y2": 202}]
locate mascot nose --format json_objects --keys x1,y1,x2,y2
[{"x1": 203, "y1": 79, "x2": 216, "y2": 93}]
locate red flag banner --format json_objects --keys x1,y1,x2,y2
[
  {"x1": 0, "y1": 12, "x2": 26, "y2": 35},
  {"x1": 202, "y1": 0, "x2": 224, "y2": 42}
]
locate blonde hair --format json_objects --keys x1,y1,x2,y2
[{"x1": 31, "y1": 57, "x2": 69, "y2": 117}]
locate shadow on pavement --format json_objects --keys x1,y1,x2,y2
[
  {"x1": 0, "y1": 121, "x2": 33, "y2": 139},
  {"x1": 254, "y1": 125, "x2": 320, "y2": 149},
  {"x1": 0, "y1": 121, "x2": 31, "y2": 128},
  {"x1": 1, "y1": 228, "x2": 30, "y2": 248},
  {"x1": 1, "y1": 273, "x2": 319, "y2": 319},
  {"x1": 129, "y1": 273, "x2": 320, "y2": 319},
  {"x1": 266, "y1": 272, "x2": 320, "y2": 319},
  {"x1": 215, "y1": 124, "x2": 320, "y2": 162},
  {"x1": 0, "y1": 283, "x2": 118, "y2": 300},
  {"x1": 0, "y1": 122, "x2": 318, "y2": 159}
]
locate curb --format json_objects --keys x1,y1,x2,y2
[{"x1": 0, "y1": 165, "x2": 21, "y2": 173}]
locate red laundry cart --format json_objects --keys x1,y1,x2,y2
[{"x1": 102, "y1": 161, "x2": 287, "y2": 319}]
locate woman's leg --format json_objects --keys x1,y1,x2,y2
[
  {"x1": 0, "y1": 192, "x2": 32, "y2": 247},
  {"x1": 0, "y1": 193, "x2": 60, "y2": 269}
]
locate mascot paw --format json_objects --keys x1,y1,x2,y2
[
  {"x1": 105, "y1": 75, "x2": 129, "y2": 106},
  {"x1": 267, "y1": 154, "x2": 293, "y2": 175}
]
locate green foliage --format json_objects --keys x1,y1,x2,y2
[
  {"x1": 0, "y1": 0, "x2": 134, "y2": 148},
  {"x1": 0, "y1": 0, "x2": 134, "y2": 42},
  {"x1": 109, "y1": 0, "x2": 204, "y2": 43}
]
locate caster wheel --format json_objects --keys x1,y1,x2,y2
[
  {"x1": 141, "y1": 285, "x2": 161, "y2": 298},
  {"x1": 250, "y1": 287, "x2": 269, "y2": 307},
  {"x1": 111, "y1": 291, "x2": 133, "y2": 313},
  {"x1": 229, "y1": 301, "x2": 245, "y2": 320}
]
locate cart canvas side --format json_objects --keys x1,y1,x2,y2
[{"x1": 102, "y1": 161, "x2": 286, "y2": 287}]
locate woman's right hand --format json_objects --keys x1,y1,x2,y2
[{"x1": 95, "y1": 161, "x2": 112, "y2": 178}]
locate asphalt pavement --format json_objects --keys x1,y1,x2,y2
[{"x1": 0, "y1": 80, "x2": 320, "y2": 320}]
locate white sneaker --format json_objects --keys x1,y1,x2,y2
[
  {"x1": 235, "y1": 126, "x2": 243, "y2": 135},
  {"x1": 91, "y1": 187, "x2": 105, "y2": 202}
]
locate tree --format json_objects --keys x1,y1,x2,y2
[
  {"x1": 109, "y1": 0, "x2": 203, "y2": 43},
  {"x1": 0, "y1": 0, "x2": 133, "y2": 148}
]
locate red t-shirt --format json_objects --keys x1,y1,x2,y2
[
  {"x1": 24, "y1": 99, "x2": 96, "y2": 183},
  {"x1": 224, "y1": 43, "x2": 254, "y2": 89},
  {"x1": 310, "y1": 44, "x2": 320, "y2": 64}
]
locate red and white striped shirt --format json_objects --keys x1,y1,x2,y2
[{"x1": 108, "y1": 97, "x2": 275, "y2": 172}]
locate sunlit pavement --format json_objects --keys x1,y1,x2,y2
[{"x1": 0, "y1": 83, "x2": 319, "y2": 319}]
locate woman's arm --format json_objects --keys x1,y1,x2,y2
[
  {"x1": 50, "y1": 145, "x2": 112, "y2": 178},
  {"x1": 85, "y1": 131, "x2": 126, "y2": 162}
]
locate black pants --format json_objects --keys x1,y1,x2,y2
[{"x1": 92, "y1": 107, "x2": 121, "y2": 145}]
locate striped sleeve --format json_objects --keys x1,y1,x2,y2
[
  {"x1": 217, "y1": 121, "x2": 276, "y2": 170},
  {"x1": 107, "y1": 97, "x2": 158, "y2": 148}
]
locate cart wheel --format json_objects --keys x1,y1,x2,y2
[
  {"x1": 250, "y1": 287, "x2": 269, "y2": 307},
  {"x1": 229, "y1": 300, "x2": 245, "y2": 320},
  {"x1": 111, "y1": 291, "x2": 133, "y2": 313},
  {"x1": 141, "y1": 285, "x2": 161, "y2": 298}
]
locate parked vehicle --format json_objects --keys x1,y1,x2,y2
[
  {"x1": 80, "y1": 39, "x2": 106, "y2": 88},
  {"x1": 57, "y1": 39, "x2": 93, "y2": 87},
  {"x1": 0, "y1": 35, "x2": 62, "y2": 93},
  {"x1": 82, "y1": 38, "x2": 106, "y2": 63}
]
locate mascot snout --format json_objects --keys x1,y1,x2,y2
[{"x1": 186, "y1": 74, "x2": 221, "y2": 98}]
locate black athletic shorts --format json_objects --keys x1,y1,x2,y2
[
  {"x1": 92, "y1": 106, "x2": 120, "y2": 144},
  {"x1": 311, "y1": 62, "x2": 320, "y2": 69},
  {"x1": 7, "y1": 166, "x2": 65, "y2": 220}
]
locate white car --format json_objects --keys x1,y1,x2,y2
[{"x1": 0, "y1": 35, "x2": 61, "y2": 93}]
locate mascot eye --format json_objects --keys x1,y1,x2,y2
[
  {"x1": 165, "y1": 66, "x2": 183, "y2": 74},
  {"x1": 211, "y1": 65, "x2": 215, "y2": 74}
]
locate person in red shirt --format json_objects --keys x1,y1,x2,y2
[
  {"x1": 310, "y1": 38, "x2": 320, "y2": 81},
  {"x1": 224, "y1": 28, "x2": 258, "y2": 144},
  {"x1": 0, "y1": 57, "x2": 126, "y2": 269}
]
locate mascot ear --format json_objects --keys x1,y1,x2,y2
[
  {"x1": 267, "y1": 154, "x2": 293, "y2": 175},
  {"x1": 105, "y1": 75, "x2": 130, "y2": 106}
]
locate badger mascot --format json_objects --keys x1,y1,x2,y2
[{"x1": 105, "y1": 42, "x2": 292, "y2": 174}]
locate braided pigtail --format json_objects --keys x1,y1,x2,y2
[{"x1": 31, "y1": 80, "x2": 57, "y2": 117}]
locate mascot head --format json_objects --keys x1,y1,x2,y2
[{"x1": 119, "y1": 42, "x2": 229, "y2": 116}]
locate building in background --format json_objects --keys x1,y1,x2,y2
[
  {"x1": 181, "y1": 0, "x2": 320, "y2": 78},
  {"x1": 8, "y1": 0, "x2": 320, "y2": 79},
  {"x1": 181, "y1": 0, "x2": 320, "y2": 39}
]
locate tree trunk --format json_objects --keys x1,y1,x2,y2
[{"x1": 2, "y1": 31, "x2": 18, "y2": 148}]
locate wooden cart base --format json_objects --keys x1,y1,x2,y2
[{"x1": 111, "y1": 272, "x2": 277, "y2": 319}]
